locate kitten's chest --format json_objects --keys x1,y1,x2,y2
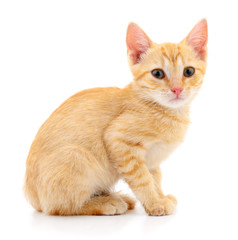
[
  {"x1": 145, "y1": 141, "x2": 180, "y2": 169},
  {"x1": 143, "y1": 115, "x2": 189, "y2": 169}
]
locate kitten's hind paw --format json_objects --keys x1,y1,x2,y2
[{"x1": 79, "y1": 195, "x2": 128, "y2": 215}]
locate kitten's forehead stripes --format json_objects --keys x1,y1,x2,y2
[
  {"x1": 161, "y1": 46, "x2": 171, "y2": 62},
  {"x1": 160, "y1": 45, "x2": 185, "y2": 66},
  {"x1": 173, "y1": 46, "x2": 182, "y2": 63},
  {"x1": 174, "y1": 51, "x2": 181, "y2": 62}
]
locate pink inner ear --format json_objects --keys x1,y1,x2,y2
[
  {"x1": 187, "y1": 19, "x2": 208, "y2": 60},
  {"x1": 126, "y1": 23, "x2": 151, "y2": 64}
]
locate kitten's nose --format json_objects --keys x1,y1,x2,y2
[{"x1": 171, "y1": 88, "x2": 183, "y2": 97}]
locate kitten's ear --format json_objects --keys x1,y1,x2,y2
[
  {"x1": 126, "y1": 23, "x2": 151, "y2": 64},
  {"x1": 185, "y1": 19, "x2": 208, "y2": 60}
]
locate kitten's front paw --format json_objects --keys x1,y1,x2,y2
[
  {"x1": 164, "y1": 194, "x2": 177, "y2": 206},
  {"x1": 144, "y1": 198, "x2": 175, "y2": 216}
]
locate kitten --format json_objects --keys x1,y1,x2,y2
[{"x1": 24, "y1": 19, "x2": 208, "y2": 216}]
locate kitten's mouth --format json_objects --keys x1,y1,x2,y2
[{"x1": 169, "y1": 97, "x2": 184, "y2": 102}]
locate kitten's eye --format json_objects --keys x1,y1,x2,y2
[
  {"x1": 184, "y1": 67, "x2": 195, "y2": 77},
  {"x1": 151, "y1": 69, "x2": 165, "y2": 79}
]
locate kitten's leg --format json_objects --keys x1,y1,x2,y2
[
  {"x1": 105, "y1": 140, "x2": 175, "y2": 216},
  {"x1": 150, "y1": 167, "x2": 177, "y2": 205}
]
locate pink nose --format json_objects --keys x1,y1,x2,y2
[{"x1": 171, "y1": 88, "x2": 183, "y2": 97}]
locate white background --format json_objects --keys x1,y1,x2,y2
[{"x1": 1, "y1": 0, "x2": 238, "y2": 239}]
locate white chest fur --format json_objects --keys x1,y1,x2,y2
[{"x1": 145, "y1": 142, "x2": 180, "y2": 170}]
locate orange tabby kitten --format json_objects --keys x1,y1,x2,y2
[{"x1": 24, "y1": 19, "x2": 208, "y2": 216}]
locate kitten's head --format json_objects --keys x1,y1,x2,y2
[{"x1": 126, "y1": 19, "x2": 208, "y2": 109}]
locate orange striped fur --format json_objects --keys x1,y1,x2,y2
[{"x1": 24, "y1": 19, "x2": 208, "y2": 216}]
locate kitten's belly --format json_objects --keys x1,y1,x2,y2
[{"x1": 145, "y1": 142, "x2": 180, "y2": 170}]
